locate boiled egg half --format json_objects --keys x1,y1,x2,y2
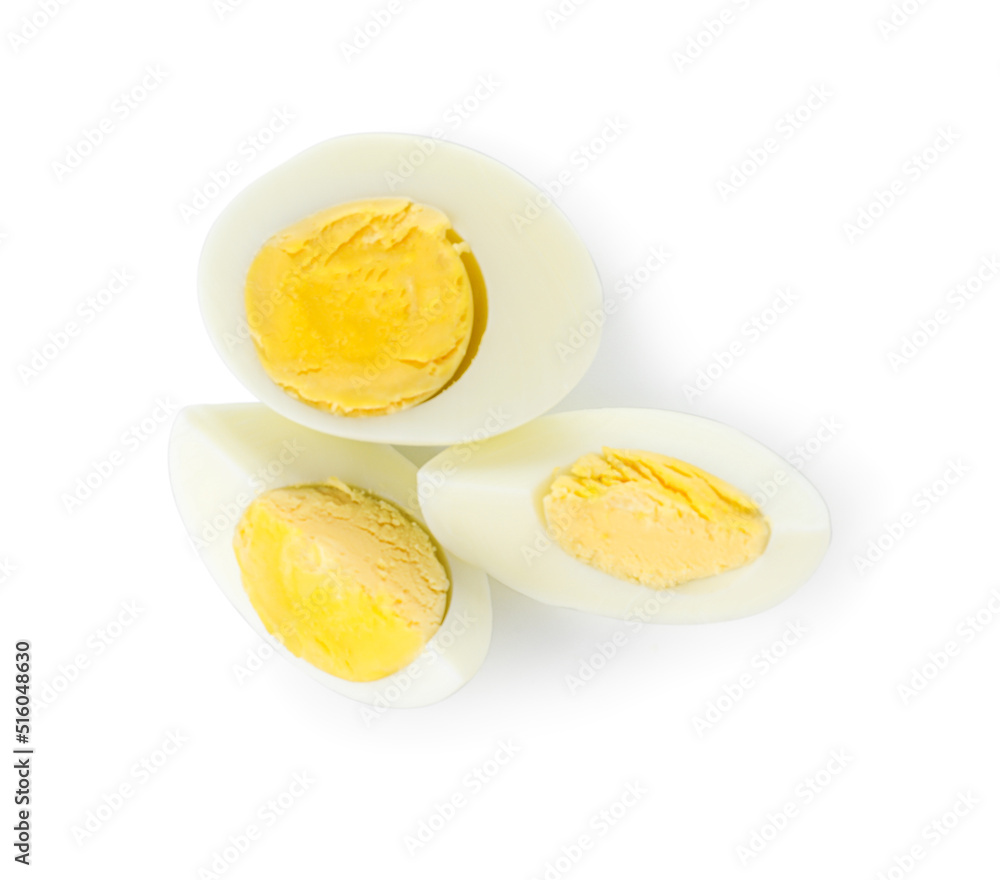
[
  {"x1": 417, "y1": 408, "x2": 830, "y2": 624},
  {"x1": 168, "y1": 403, "x2": 492, "y2": 707}
]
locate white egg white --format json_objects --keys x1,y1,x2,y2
[
  {"x1": 417, "y1": 408, "x2": 831, "y2": 624},
  {"x1": 167, "y1": 403, "x2": 492, "y2": 707},
  {"x1": 198, "y1": 133, "x2": 603, "y2": 446}
]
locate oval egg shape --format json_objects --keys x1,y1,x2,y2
[
  {"x1": 417, "y1": 408, "x2": 831, "y2": 624},
  {"x1": 198, "y1": 133, "x2": 603, "y2": 446},
  {"x1": 168, "y1": 403, "x2": 492, "y2": 707}
]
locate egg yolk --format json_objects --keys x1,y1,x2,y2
[
  {"x1": 233, "y1": 479, "x2": 450, "y2": 682},
  {"x1": 542, "y1": 448, "x2": 770, "y2": 588},
  {"x1": 245, "y1": 198, "x2": 475, "y2": 416}
]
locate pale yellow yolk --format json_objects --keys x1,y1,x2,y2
[
  {"x1": 233, "y1": 480, "x2": 449, "y2": 682},
  {"x1": 542, "y1": 448, "x2": 770, "y2": 589},
  {"x1": 245, "y1": 198, "x2": 475, "y2": 416}
]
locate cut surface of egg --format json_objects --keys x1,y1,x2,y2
[
  {"x1": 542, "y1": 447, "x2": 772, "y2": 589},
  {"x1": 168, "y1": 403, "x2": 491, "y2": 706},
  {"x1": 417, "y1": 409, "x2": 831, "y2": 624},
  {"x1": 244, "y1": 197, "x2": 477, "y2": 418},
  {"x1": 199, "y1": 133, "x2": 603, "y2": 446},
  {"x1": 233, "y1": 479, "x2": 451, "y2": 683}
]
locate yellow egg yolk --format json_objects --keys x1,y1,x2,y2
[
  {"x1": 233, "y1": 480, "x2": 449, "y2": 682},
  {"x1": 542, "y1": 448, "x2": 770, "y2": 589},
  {"x1": 245, "y1": 198, "x2": 475, "y2": 416}
]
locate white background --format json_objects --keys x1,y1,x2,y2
[{"x1": 3, "y1": 0, "x2": 999, "y2": 877}]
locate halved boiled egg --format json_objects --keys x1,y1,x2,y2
[
  {"x1": 198, "y1": 133, "x2": 603, "y2": 446},
  {"x1": 416, "y1": 408, "x2": 831, "y2": 624},
  {"x1": 167, "y1": 403, "x2": 491, "y2": 707}
]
